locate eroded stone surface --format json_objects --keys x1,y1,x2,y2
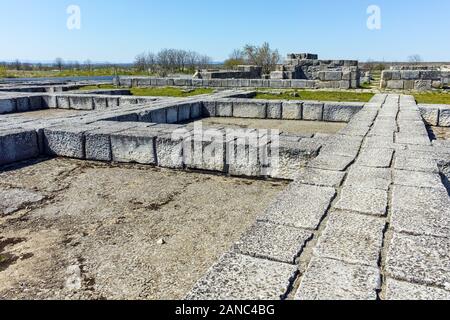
[
  {"x1": 0, "y1": 188, "x2": 44, "y2": 216},
  {"x1": 385, "y1": 278, "x2": 450, "y2": 300}
]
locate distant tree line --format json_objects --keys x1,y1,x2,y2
[
  {"x1": 0, "y1": 58, "x2": 119, "y2": 73},
  {"x1": 224, "y1": 42, "x2": 281, "y2": 75},
  {"x1": 134, "y1": 49, "x2": 212, "y2": 76}
]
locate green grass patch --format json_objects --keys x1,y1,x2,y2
[
  {"x1": 254, "y1": 90, "x2": 374, "y2": 102},
  {"x1": 414, "y1": 92, "x2": 450, "y2": 105},
  {"x1": 0, "y1": 254, "x2": 6, "y2": 263},
  {"x1": 130, "y1": 87, "x2": 214, "y2": 97}
]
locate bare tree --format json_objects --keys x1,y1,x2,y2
[
  {"x1": 84, "y1": 60, "x2": 92, "y2": 71},
  {"x1": 13, "y1": 59, "x2": 21, "y2": 71},
  {"x1": 224, "y1": 49, "x2": 245, "y2": 69},
  {"x1": 54, "y1": 58, "x2": 64, "y2": 71},
  {"x1": 242, "y1": 42, "x2": 281, "y2": 75},
  {"x1": 408, "y1": 54, "x2": 423, "y2": 65}
]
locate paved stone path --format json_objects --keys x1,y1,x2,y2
[{"x1": 188, "y1": 94, "x2": 450, "y2": 300}]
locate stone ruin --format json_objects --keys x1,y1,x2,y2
[
  {"x1": 2, "y1": 79, "x2": 450, "y2": 301},
  {"x1": 270, "y1": 53, "x2": 360, "y2": 88}
]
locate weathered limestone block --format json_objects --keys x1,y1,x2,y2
[
  {"x1": 201, "y1": 100, "x2": 216, "y2": 117},
  {"x1": 385, "y1": 278, "x2": 450, "y2": 300},
  {"x1": 345, "y1": 166, "x2": 391, "y2": 190},
  {"x1": 391, "y1": 185, "x2": 450, "y2": 238},
  {"x1": 15, "y1": 97, "x2": 31, "y2": 112},
  {"x1": 335, "y1": 187, "x2": 388, "y2": 216},
  {"x1": 190, "y1": 102, "x2": 202, "y2": 119},
  {"x1": 110, "y1": 128, "x2": 157, "y2": 164},
  {"x1": 418, "y1": 105, "x2": 440, "y2": 126},
  {"x1": 165, "y1": 106, "x2": 178, "y2": 124},
  {"x1": 302, "y1": 101, "x2": 324, "y2": 121},
  {"x1": 155, "y1": 131, "x2": 191, "y2": 169},
  {"x1": 307, "y1": 153, "x2": 355, "y2": 171},
  {"x1": 69, "y1": 95, "x2": 94, "y2": 110},
  {"x1": 393, "y1": 169, "x2": 443, "y2": 189},
  {"x1": 356, "y1": 148, "x2": 394, "y2": 168},
  {"x1": 394, "y1": 156, "x2": 439, "y2": 173},
  {"x1": 215, "y1": 99, "x2": 233, "y2": 117},
  {"x1": 314, "y1": 211, "x2": 386, "y2": 267},
  {"x1": 387, "y1": 80, "x2": 404, "y2": 90},
  {"x1": 234, "y1": 221, "x2": 312, "y2": 264},
  {"x1": 259, "y1": 183, "x2": 336, "y2": 230},
  {"x1": 401, "y1": 70, "x2": 420, "y2": 80},
  {"x1": 184, "y1": 131, "x2": 228, "y2": 173},
  {"x1": 293, "y1": 168, "x2": 345, "y2": 188},
  {"x1": 56, "y1": 96, "x2": 70, "y2": 109},
  {"x1": 187, "y1": 252, "x2": 298, "y2": 300},
  {"x1": 0, "y1": 188, "x2": 44, "y2": 216},
  {"x1": 282, "y1": 101, "x2": 302, "y2": 120},
  {"x1": 438, "y1": 107, "x2": 450, "y2": 127},
  {"x1": 177, "y1": 103, "x2": 191, "y2": 122},
  {"x1": 386, "y1": 232, "x2": 450, "y2": 289},
  {"x1": 266, "y1": 101, "x2": 282, "y2": 119},
  {"x1": 414, "y1": 80, "x2": 432, "y2": 91},
  {"x1": 43, "y1": 125, "x2": 92, "y2": 158},
  {"x1": 232, "y1": 100, "x2": 267, "y2": 119},
  {"x1": 323, "y1": 102, "x2": 363, "y2": 122},
  {"x1": 227, "y1": 132, "x2": 266, "y2": 177},
  {"x1": 295, "y1": 257, "x2": 381, "y2": 300},
  {"x1": 0, "y1": 130, "x2": 40, "y2": 165}
]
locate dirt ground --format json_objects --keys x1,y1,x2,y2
[
  {"x1": 0, "y1": 158, "x2": 286, "y2": 300},
  {"x1": 430, "y1": 126, "x2": 450, "y2": 140},
  {"x1": 188, "y1": 117, "x2": 346, "y2": 135}
]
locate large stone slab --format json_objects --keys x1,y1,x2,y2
[
  {"x1": 394, "y1": 156, "x2": 439, "y2": 173},
  {"x1": 43, "y1": 125, "x2": 88, "y2": 158},
  {"x1": 295, "y1": 257, "x2": 381, "y2": 300},
  {"x1": 233, "y1": 100, "x2": 267, "y2": 119},
  {"x1": 386, "y1": 232, "x2": 450, "y2": 289},
  {"x1": 345, "y1": 166, "x2": 391, "y2": 190},
  {"x1": 110, "y1": 128, "x2": 158, "y2": 164},
  {"x1": 323, "y1": 103, "x2": 363, "y2": 122},
  {"x1": 307, "y1": 153, "x2": 355, "y2": 171},
  {"x1": 234, "y1": 221, "x2": 312, "y2": 264},
  {"x1": 335, "y1": 187, "x2": 388, "y2": 216},
  {"x1": 0, "y1": 98, "x2": 16, "y2": 114},
  {"x1": 0, "y1": 130, "x2": 40, "y2": 165},
  {"x1": 302, "y1": 101, "x2": 324, "y2": 121},
  {"x1": 314, "y1": 211, "x2": 386, "y2": 266},
  {"x1": 282, "y1": 101, "x2": 302, "y2": 120},
  {"x1": 385, "y1": 278, "x2": 450, "y2": 300},
  {"x1": 356, "y1": 148, "x2": 394, "y2": 168},
  {"x1": 393, "y1": 170, "x2": 443, "y2": 189},
  {"x1": 391, "y1": 185, "x2": 450, "y2": 238},
  {"x1": 186, "y1": 252, "x2": 297, "y2": 300},
  {"x1": 293, "y1": 167, "x2": 346, "y2": 188},
  {"x1": 259, "y1": 184, "x2": 336, "y2": 230},
  {"x1": 0, "y1": 188, "x2": 44, "y2": 216}
]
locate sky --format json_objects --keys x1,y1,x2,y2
[{"x1": 1, "y1": 0, "x2": 449, "y2": 63}]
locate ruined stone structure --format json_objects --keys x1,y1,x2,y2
[
  {"x1": 194, "y1": 65, "x2": 262, "y2": 80},
  {"x1": 270, "y1": 53, "x2": 360, "y2": 89},
  {"x1": 381, "y1": 69, "x2": 450, "y2": 90},
  {"x1": 1, "y1": 80, "x2": 450, "y2": 300}
]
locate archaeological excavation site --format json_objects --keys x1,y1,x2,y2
[{"x1": 2, "y1": 54, "x2": 450, "y2": 302}]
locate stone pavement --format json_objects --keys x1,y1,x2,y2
[{"x1": 188, "y1": 93, "x2": 450, "y2": 300}]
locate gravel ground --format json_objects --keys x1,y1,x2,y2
[{"x1": 0, "y1": 158, "x2": 286, "y2": 300}]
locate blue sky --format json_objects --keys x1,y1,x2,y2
[{"x1": 1, "y1": 0, "x2": 449, "y2": 63}]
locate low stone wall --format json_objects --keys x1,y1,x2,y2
[
  {"x1": 117, "y1": 76, "x2": 359, "y2": 90},
  {"x1": 381, "y1": 70, "x2": 450, "y2": 90},
  {"x1": 419, "y1": 104, "x2": 450, "y2": 126}
]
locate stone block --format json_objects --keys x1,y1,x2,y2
[
  {"x1": 201, "y1": 100, "x2": 216, "y2": 117},
  {"x1": 110, "y1": 128, "x2": 157, "y2": 164},
  {"x1": 266, "y1": 101, "x2": 282, "y2": 119},
  {"x1": 335, "y1": 187, "x2": 388, "y2": 216},
  {"x1": 0, "y1": 98, "x2": 16, "y2": 114},
  {"x1": 282, "y1": 101, "x2": 302, "y2": 120},
  {"x1": 155, "y1": 131, "x2": 191, "y2": 169},
  {"x1": 293, "y1": 168, "x2": 345, "y2": 188},
  {"x1": 215, "y1": 100, "x2": 233, "y2": 117},
  {"x1": 56, "y1": 96, "x2": 70, "y2": 109},
  {"x1": 43, "y1": 125, "x2": 90, "y2": 158},
  {"x1": 233, "y1": 100, "x2": 267, "y2": 119},
  {"x1": 187, "y1": 252, "x2": 297, "y2": 300},
  {"x1": 302, "y1": 101, "x2": 324, "y2": 121},
  {"x1": 414, "y1": 80, "x2": 432, "y2": 91},
  {"x1": 259, "y1": 184, "x2": 336, "y2": 230},
  {"x1": 307, "y1": 153, "x2": 355, "y2": 171},
  {"x1": 295, "y1": 257, "x2": 380, "y2": 300},
  {"x1": 15, "y1": 97, "x2": 30, "y2": 112},
  {"x1": 185, "y1": 131, "x2": 227, "y2": 173},
  {"x1": 166, "y1": 106, "x2": 178, "y2": 124},
  {"x1": 177, "y1": 103, "x2": 191, "y2": 122},
  {"x1": 394, "y1": 156, "x2": 439, "y2": 173},
  {"x1": 0, "y1": 130, "x2": 40, "y2": 165},
  {"x1": 401, "y1": 70, "x2": 420, "y2": 80},
  {"x1": 386, "y1": 233, "x2": 450, "y2": 289},
  {"x1": 393, "y1": 169, "x2": 443, "y2": 189},
  {"x1": 385, "y1": 278, "x2": 450, "y2": 300},
  {"x1": 324, "y1": 102, "x2": 363, "y2": 123},
  {"x1": 314, "y1": 211, "x2": 386, "y2": 267},
  {"x1": 418, "y1": 105, "x2": 439, "y2": 126},
  {"x1": 234, "y1": 221, "x2": 312, "y2": 264},
  {"x1": 387, "y1": 80, "x2": 404, "y2": 90},
  {"x1": 68, "y1": 95, "x2": 94, "y2": 110},
  {"x1": 391, "y1": 185, "x2": 450, "y2": 238},
  {"x1": 438, "y1": 108, "x2": 450, "y2": 127}
]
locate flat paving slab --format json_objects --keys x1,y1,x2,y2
[
  {"x1": 385, "y1": 278, "x2": 450, "y2": 300},
  {"x1": 386, "y1": 232, "x2": 450, "y2": 290},
  {"x1": 187, "y1": 252, "x2": 298, "y2": 300},
  {"x1": 295, "y1": 257, "x2": 381, "y2": 300},
  {"x1": 234, "y1": 221, "x2": 312, "y2": 264},
  {"x1": 259, "y1": 183, "x2": 336, "y2": 230},
  {"x1": 335, "y1": 187, "x2": 388, "y2": 216},
  {"x1": 314, "y1": 211, "x2": 386, "y2": 267}
]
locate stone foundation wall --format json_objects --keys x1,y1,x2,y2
[
  {"x1": 117, "y1": 76, "x2": 359, "y2": 90},
  {"x1": 381, "y1": 70, "x2": 450, "y2": 90},
  {"x1": 419, "y1": 103, "x2": 450, "y2": 126}
]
